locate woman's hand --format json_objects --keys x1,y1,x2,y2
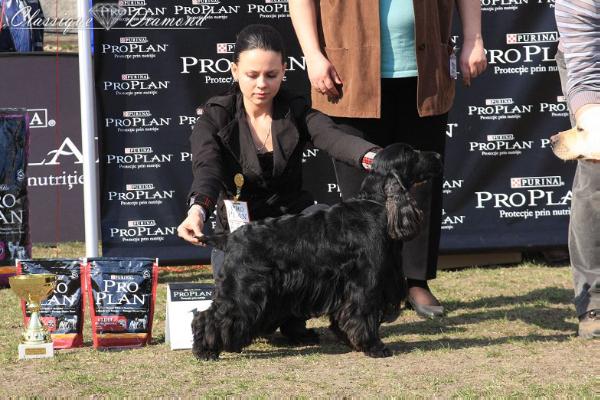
[
  {"x1": 306, "y1": 52, "x2": 343, "y2": 99},
  {"x1": 460, "y1": 36, "x2": 487, "y2": 86},
  {"x1": 177, "y1": 204, "x2": 206, "y2": 246}
]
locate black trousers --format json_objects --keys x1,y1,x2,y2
[{"x1": 331, "y1": 78, "x2": 447, "y2": 281}]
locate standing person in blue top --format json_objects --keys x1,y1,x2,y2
[
  {"x1": 554, "y1": 0, "x2": 600, "y2": 339},
  {"x1": 290, "y1": 0, "x2": 487, "y2": 318}
]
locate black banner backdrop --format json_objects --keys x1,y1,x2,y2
[{"x1": 93, "y1": 1, "x2": 573, "y2": 264}]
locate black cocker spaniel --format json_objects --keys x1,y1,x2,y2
[{"x1": 192, "y1": 143, "x2": 442, "y2": 359}]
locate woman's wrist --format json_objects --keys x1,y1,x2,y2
[{"x1": 188, "y1": 204, "x2": 207, "y2": 221}]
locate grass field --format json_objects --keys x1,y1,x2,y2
[{"x1": 0, "y1": 243, "x2": 597, "y2": 397}]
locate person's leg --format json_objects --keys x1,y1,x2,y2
[
  {"x1": 332, "y1": 77, "x2": 446, "y2": 317},
  {"x1": 379, "y1": 78, "x2": 446, "y2": 316},
  {"x1": 569, "y1": 160, "x2": 600, "y2": 338},
  {"x1": 556, "y1": 49, "x2": 600, "y2": 338}
]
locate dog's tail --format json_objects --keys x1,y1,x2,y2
[{"x1": 196, "y1": 233, "x2": 229, "y2": 250}]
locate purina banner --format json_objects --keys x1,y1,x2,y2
[{"x1": 93, "y1": 0, "x2": 573, "y2": 264}]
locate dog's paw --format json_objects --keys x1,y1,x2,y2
[
  {"x1": 193, "y1": 348, "x2": 220, "y2": 361},
  {"x1": 364, "y1": 346, "x2": 393, "y2": 358}
]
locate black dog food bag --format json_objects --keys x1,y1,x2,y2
[
  {"x1": 17, "y1": 259, "x2": 85, "y2": 348},
  {"x1": 86, "y1": 258, "x2": 158, "y2": 349},
  {"x1": 0, "y1": 109, "x2": 31, "y2": 278}
]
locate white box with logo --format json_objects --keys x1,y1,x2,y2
[{"x1": 165, "y1": 283, "x2": 213, "y2": 350}]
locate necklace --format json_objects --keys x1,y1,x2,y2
[{"x1": 247, "y1": 116, "x2": 272, "y2": 153}]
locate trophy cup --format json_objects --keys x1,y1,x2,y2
[{"x1": 9, "y1": 273, "x2": 56, "y2": 359}]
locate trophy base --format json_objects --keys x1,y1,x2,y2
[{"x1": 18, "y1": 342, "x2": 54, "y2": 360}]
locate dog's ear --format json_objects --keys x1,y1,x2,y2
[{"x1": 384, "y1": 175, "x2": 423, "y2": 240}]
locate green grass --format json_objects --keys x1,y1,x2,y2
[{"x1": 0, "y1": 243, "x2": 597, "y2": 397}]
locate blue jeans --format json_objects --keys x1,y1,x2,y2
[{"x1": 556, "y1": 50, "x2": 600, "y2": 317}]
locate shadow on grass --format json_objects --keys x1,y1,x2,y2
[
  {"x1": 237, "y1": 287, "x2": 576, "y2": 359},
  {"x1": 443, "y1": 287, "x2": 573, "y2": 310},
  {"x1": 383, "y1": 287, "x2": 576, "y2": 337},
  {"x1": 387, "y1": 333, "x2": 572, "y2": 354}
]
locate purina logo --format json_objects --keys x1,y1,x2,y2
[
  {"x1": 103, "y1": 74, "x2": 170, "y2": 95},
  {"x1": 123, "y1": 110, "x2": 151, "y2": 117},
  {"x1": 27, "y1": 108, "x2": 56, "y2": 129},
  {"x1": 122, "y1": 73, "x2": 149, "y2": 81},
  {"x1": 126, "y1": 147, "x2": 152, "y2": 154},
  {"x1": 174, "y1": 2, "x2": 240, "y2": 18},
  {"x1": 487, "y1": 37, "x2": 557, "y2": 76},
  {"x1": 128, "y1": 220, "x2": 156, "y2": 227},
  {"x1": 120, "y1": 37, "x2": 147, "y2": 44},
  {"x1": 217, "y1": 43, "x2": 235, "y2": 54},
  {"x1": 469, "y1": 132, "x2": 534, "y2": 157},
  {"x1": 108, "y1": 183, "x2": 175, "y2": 206},
  {"x1": 485, "y1": 98, "x2": 513, "y2": 105},
  {"x1": 468, "y1": 98, "x2": 533, "y2": 120},
  {"x1": 247, "y1": 0, "x2": 289, "y2": 16},
  {"x1": 110, "y1": 220, "x2": 177, "y2": 242},
  {"x1": 510, "y1": 176, "x2": 564, "y2": 189},
  {"x1": 119, "y1": 0, "x2": 146, "y2": 6},
  {"x1": 102, "y1": 37, "x2": 169, "y2": 59},
  {"x1": 106, "y1": 147, "x2": 174, "y2": 169},
  {"x1": 476, "y1": 175, "x2": 571, "y2": 214},
  {"x1": 105, "y1": 110, "x2": 172, "y2": 132},
  {"x1": 506, "y1": 31, "x2": 558, "y2": 44},
  {"x1": 192, "y1": 0, "x2": 220, "y2": 4},
  {"x1": 181, "y1": 55, "x2": 305, "y2": 77},
  {"x1": 538, "y1": 96, "x2": 569, "y2": 118}
]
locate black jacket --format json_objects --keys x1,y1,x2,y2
[{"x1": 189, "y1": 90, "x2": 375, "y2": 231}]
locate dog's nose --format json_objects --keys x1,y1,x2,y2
[{"x1": 550, "y1": 134, "x2": 559, "y2": 148}]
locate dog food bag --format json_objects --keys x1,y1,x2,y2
[
  {"x1": 85, "y1": 258, "x2": 158, "y2": 349},
  {"x1": 17, "y1": 259, "x2": 85, "y2": 349},
  {"x1": 0, "y1": 109, "x2": 31, "y2": 272}
]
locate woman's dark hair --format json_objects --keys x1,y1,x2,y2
[{"x1": 233, "y1": 24, "x2": 287, "y2": 64}]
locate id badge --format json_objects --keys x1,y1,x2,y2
[
  {"x1": 449, "y1": 49, "x2": 458, "y2": 80},
  {"x1": 224, "y1": 200, "x2": 250, "y2": 232}
]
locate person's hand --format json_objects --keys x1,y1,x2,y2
[
  {"x1": 177, "y1": 204, "x2": 206, "y2": 246},
  {"x1": 459, "y1": 36, "x2": 487, "y2": 86},
  {"x1": 305, "y1": 52, "x2": 343, "y2": 99}
]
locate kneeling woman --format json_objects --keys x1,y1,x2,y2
[{"x1": 177, "y1": 24, "x2": 378, "y2": 277}]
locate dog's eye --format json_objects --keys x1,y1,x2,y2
[{"x1": 577, "y1": 126, "x2": 583, "y2": 132}]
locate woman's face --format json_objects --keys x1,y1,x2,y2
[{"x1": 231, "y1": 48, "x2": 286, "y2": 109}]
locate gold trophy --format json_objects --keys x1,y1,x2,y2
[{"x1": 9, "y1": 274, "x2": 56, "y2": 359}]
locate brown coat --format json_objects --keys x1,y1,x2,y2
[{"x1": 314, "y1": 0, "x2": 456, "y2": 118}]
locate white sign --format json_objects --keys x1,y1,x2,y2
[{"x1": 165, "y1": 283, "x2": 213, "y2": 350}]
